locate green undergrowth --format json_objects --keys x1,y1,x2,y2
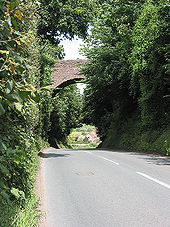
[
  {"x1": 0, "y1": 138, "x2": 48, "y2": 227},
  {"x1": 101, "y1": 113, "x2": 170, "y2": 155},
  {"x1": 0, "y1": 193, "x2": 40, "y2": 227}
]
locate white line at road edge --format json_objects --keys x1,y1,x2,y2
[
  {"x1": 98, "y1": 156, "x2": 120, "y2": 165},
  {"x1": 137, "y1": 172, "x2": 170, "y2": 190}
]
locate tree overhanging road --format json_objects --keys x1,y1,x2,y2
[{"x1": 41, "y1": 148, "x2": 170, "y2": 227}]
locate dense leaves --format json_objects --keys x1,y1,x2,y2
[
  {"x1": 82, "y1": 0, "x2": 170, "y2": 152},
  {"x1": 130, "y1": 0, "x2": 170, "y2": 127},
  {"x1": 1, "y1": 0, "x2": 169, "y2": 225},
  {"x1": 0, "y1": 0, "x2": 92, "y2": 225},
  {"x1": 48, "y1": 84, "x2": 83, "y2": 147},
  {"x1": 0, "y1": 1, "x2": 46, "y2": 225},
  {"x1": 38, "y1": 0, "x2": 94, "y2": 44}
]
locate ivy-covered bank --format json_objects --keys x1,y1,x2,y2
[
  {"x1": 82, "y1": 0, "x2": 170, "y2": 155},
  {"x1": 0, "y1": 1, "x2": 50, "y2": 226},
  {"x1": 0, "y1": 0, "x2": 93, "y2": 225}
]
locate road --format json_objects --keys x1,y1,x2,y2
[{"x1": 41, "y1": 148, "x2": 170, "y2": 227}]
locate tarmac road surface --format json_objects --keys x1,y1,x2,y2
[{"x1": 41, "y1": 148, "x2": 170, "y2": 227}]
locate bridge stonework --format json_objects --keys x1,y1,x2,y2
[{"x1": 51, "y1": 59, "x2": 88, "y2": 88}]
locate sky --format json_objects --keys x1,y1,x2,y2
[
  {"x1": 60, "y1": 37, "x2": 86, "y2": 94},
  {"x1": 60, "y1": 37, "x2": 86, "y2": 60}
]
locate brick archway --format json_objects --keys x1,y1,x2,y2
[{"x1": 51, "y1": 59, "x2": 88, "y2": 88}]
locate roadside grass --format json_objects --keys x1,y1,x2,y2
[
  {"x1": 0, "y1": 193, "x2": 40, "y2": 227},
  {"x1": 0, "y1": 202, "x2": 16, "y2": 227},
  {"x1": 0, "y1": 139, "x2": 48, "y2": 227},
  {"x1": 12, "y1": 194, "x2": 41, "y2": 227}
]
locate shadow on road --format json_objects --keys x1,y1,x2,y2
[
  {"x1": 141, "y1": 156, "x2": 170, "y2": 166},
  {"x1": 98, "y1": 149, "x2": 170, "y2": 166},
  {"x1": 128, "y1": 152, "x2": 170, "y2": 166},
  {"x1": 38, "y1": 152, "x2": 70, "y2": 159}
]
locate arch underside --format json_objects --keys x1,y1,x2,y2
[{"x1": 52, "y1": 78, "x2": 84, "y2": 97}]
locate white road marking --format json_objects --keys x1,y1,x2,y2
[
  {"x1": 85, "y1": 151, "x2": 119, "y2": 165},
  {"x1": 86, "y1": 151, "x2": 93, "y2": 154},
  {"x1": 137, "y1": 172, "x2": 170, "y2": 190},
  {"x1": 98, "y1": 156, "x2": 120, "y2": 165}
]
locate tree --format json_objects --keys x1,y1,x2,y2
[
  {"x1": 130, "y1": 0, "x2": 170, "y2": 128},
  {"x1": 38, "y1": 0, "x2": 95, "y2": 44},
  {"x1": 81, "y1": 0, "x2": 170, "y2": 152},
  {"x1": 48, "y1": 84, "x2": 83, "y2": 146},
  {"x1": 81, "y1": 0, "x2": 140, "y2": 138}
]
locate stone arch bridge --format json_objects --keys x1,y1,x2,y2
[{"x1": 51, "y1": 59, "x2": 88, "y2": 90}]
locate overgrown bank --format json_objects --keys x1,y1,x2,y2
[
  {"x1": 0, "y1": 1, "x2": 52, "y2": 225},
  {"x1": 0, "y1": 0, "x2": 94, "y2": 226},
  {"x1": 101, "y1": 111, "x2": 170, "y2": 155},
  {"x1": 81, "y1": 0, "x2": 170, "y2": 155}
]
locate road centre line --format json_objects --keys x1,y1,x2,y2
[
  {"x1": 137, "y1": 172, "x2": 170, "y2": 190},
  {"x1": 85, "y1": 151, "x2": 119, "y2": 165},
  {"x1": 86, "y1": 151, "x2": 93, "y2": 154},
  {"x1": 98, "y1": 156, "x2": 120, "y2": 165},
  {"x1": 86, "y1": 152, "x2": 170, "y2": 188}
]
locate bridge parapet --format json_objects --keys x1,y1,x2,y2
[{"x1": 51, "y1": 59, "x2": 88, "y2": 88}]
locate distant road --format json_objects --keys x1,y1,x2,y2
[{"x1": 41, "y1": 148, "x2": 170, "y2": 227}]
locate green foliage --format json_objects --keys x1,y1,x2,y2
[
  {"x1": 165, "y1": 140, "x2": 170, "y2": 156},
  {"x1": 0, "y1": 193, "x2": 41, "y2": 227},
  {"x1": 82, "y1": 0, "x2": 139, "y2": 139},
  {"x1": 0, "y1": 0, "x2": 95, "y2": 225},
  {"x1": 102, "y1": 111, "x2": 170, "y2": 155},
  {"x1": 130, "y1": 0, "x2": 170, "y2": 127},
  {"x1": 48, "y1": 84, "x2": 83, "y2": 146},
  {"x1": 0, "y1": 0, "x2": 40, "y2": 117},
  {"x1": 71, "y1": 142, "x2": 98, "y2": 149},
  {"x1": 68, "y1": 133, "x2": 76, "y2": 145},
  {"x1": 81, "y1": 0, "x2": 170, "y2": 153},
  {"x1": 0, "y1": 0, "x2": 49, "y2": 225},
  {"x1": 72, "y1": 124, "x2": 96, "y2": 133},
  {"x1": 38, "y1": 0, "x2": 95, "y2": 43}
]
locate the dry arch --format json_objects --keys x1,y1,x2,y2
[{"x1": 51, "y1": 59, "x2": 88, "y2": 89}]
